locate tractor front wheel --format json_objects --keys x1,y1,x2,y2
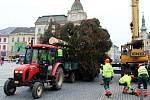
[
  {"x1": 52, "y1": 67, "x2": 64, "y2": 90},
  {"x1": 32, "y1": 82, "x2": 44, "y2": 99},
  {"x1": 3, "y1": 79, "x2": 16, "y2": 96}
]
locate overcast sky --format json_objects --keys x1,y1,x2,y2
[{"x1": 0, "y1": 0, "x2": 150, "y2": 47}]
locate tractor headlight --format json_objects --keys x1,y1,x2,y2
[
  {"x1": 19, "y1": 71, "x2": 23, "y2": 73},
  {"x1": 15, "y1": 70, "x2": 19, "y2": 73}
]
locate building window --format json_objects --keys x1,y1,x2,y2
[
  {"x1": 38, "y1": 28, "x2": 41, "y2": 33},
  {"x1": 11, "y1": 46, "x2": 13, "y2": 52},
  {"x1": 4, "y1": 38, "x2": 6, "y2": 42},
  {"x1": 17, "y1": 37, "x2": 19, "y2": 42},
  {"x1": 12, "y1": 38, "x2": 14, "y2": 42},
  {"x1": 3, "y1": 45, "x2": 6, "y2": 50},
  {"x1": 28, "y1": 37, "x2": 30, "y2": 42},
  {"x1": 0, "y1": 38, "x2": 1, "y2": 42},
  {"x1": 23, "y1": 37, "x2": 25, "y2": 42}
]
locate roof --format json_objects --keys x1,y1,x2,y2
[
  {"x1": 10, "y1": 27, "x2": 35, "y2": 34},
  {"x1": 71, "y1": 0, "x2": 84, "y2": 11},
  {"x1": 0, "y1": 27, "x2": 16, "y2": 35},
  {"x1": 35, "y1": 15, "x2": 67, "y2": 25}
]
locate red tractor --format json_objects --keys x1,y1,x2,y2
[{"x1": 3, "y1": 44, "x2": 64, "y2": 99}]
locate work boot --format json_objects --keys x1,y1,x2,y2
[
  {"x1": 105, "y1": 90, "x2": 108, "y2": 95},
  {"x1": 122, "y1": 87, "x2": 128, "y2": 94},
  {"x1": 107, "y1": 89, "x2": 112, "y2": 95},
  {"x1": 130, "y1": 90, "x2": 136, "y2": 95},
  {"x1": 143, "y1": 89, "x2": 148, "y2": 97},
  {"x1": 135, "y1": 89, "x2": 140, "y2": 96}
]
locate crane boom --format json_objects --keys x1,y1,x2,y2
[{"x1": 131, "y1": 0, "x2": 139, "y2": 40}]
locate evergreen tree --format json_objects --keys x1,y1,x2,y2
[
  {"x1": 41, "y1": 18, "x2": 112, "y2": 81},
  {"x1": 41, "y1": 21, "x2": 60, "y2": 44}
]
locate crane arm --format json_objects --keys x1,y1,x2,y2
[{"x1": 131, "y1": 0, "x2": 139, "y2": 40}]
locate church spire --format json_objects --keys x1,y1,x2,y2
[
  {"x1": 71, "y1": 0, "x2": 83, "y2": 11},
  {"x1": 141, "y1": 13, "x2": 147, "y2": 32}
]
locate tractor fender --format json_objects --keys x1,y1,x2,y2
[{"x1": 51, "y1": 62, "x2": 63, "y2": 76}]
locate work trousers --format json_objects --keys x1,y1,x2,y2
[
  {"x1": 103, "y1": 77, "x2": 111, "y2": 90},
  {"x1": 138, "y1": 75, "x2": 148, "y2": 89}
]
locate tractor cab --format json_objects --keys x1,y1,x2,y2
[
  {"x1": 24, "y1": 45, "x2": 56, "y2": 66},
  {"x1": 23, "y1": 45, "x2": 59, "y2": 78}
]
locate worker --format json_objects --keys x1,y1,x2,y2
[
  {"x1": 57, "y1": 48, "x2": 63, "y2": 62},
  {"x1": 135, "y1": 64, "x2": 149, "y2": 97},
  {"x1": 102, "y1": 58, "x2": 114, "y2": 95},
  {"x1": 119, "y1": 72, "x2": 135, "y2": 94}
]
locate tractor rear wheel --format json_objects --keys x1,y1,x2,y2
[
  {"x1": 52, "y1": 67, "x2": 64, "y2": 90},
  {"x1": 3, "y1": 79, "x2": 16, "y2": 96},
  {"x1": 32, "y1": 82, "x2": 44, "y2": 99}
]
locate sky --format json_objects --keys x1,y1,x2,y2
[{"x1": 0, "y1": 0, "x2": 150, "y2": 47}]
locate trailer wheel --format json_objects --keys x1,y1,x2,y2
[
  {"x1": 3, "y1": 79, "x2": 16, "y2": 96},
  {"x1": 52, "y1": 67, "x2": 64, "y2": 90},
  {"x1": 32, "y1": 82, "x2": 43, "y2": 99},
  {"x1": 69, "y1": 72, "x2": 75, "y2": 83}
]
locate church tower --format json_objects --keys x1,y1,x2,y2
[
  {"x1": 140, "y1": 14, "x2": 148, "y2": 39},
  {"x1": 139, "y1": 13, "x2": 150, "y2": 55},
  {"x1": 67, "y1": 0, "x2": 87, "y2": 24}
]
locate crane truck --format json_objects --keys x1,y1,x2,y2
[{"x1": 120, "y1": 0, "x2": 149, "y2": 79}]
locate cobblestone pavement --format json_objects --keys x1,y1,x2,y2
[{"x1": 0, "y1": 62, "x2": 150, "y2": 100}]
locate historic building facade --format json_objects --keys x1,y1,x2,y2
[
  {"x1": 34, "y1": 15, "x2": 67, "y2": 43},
  {"x1": 0, "y1": 27, "x2": 35, "y2": 57},
  {"x1": 34, "y1": 0, "x2": 87, "y2": 43},
  {"x1": 0, "y1": 34, "x2": 9, "y2": 57},
  {"x1": 0, "y1": 27, "x2": 16, "y2": 57},
  {"x1": 107, "y1": 44, "x2": 120, "y2": 64}
]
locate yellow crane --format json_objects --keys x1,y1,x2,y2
[{"x1": 120, "y1": 0, "x2": 149, "y2": 77}]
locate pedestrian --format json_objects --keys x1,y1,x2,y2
[
  {"x1": 0, "y1": 57, "x2": 4, "y2": 66},
  {"x1": 135, "y1": 64, "x2": 149, "y2": 97},
  {"x1": 119, "y1": 72, "x2": 135, "y2": 94},
  {"x1": 99, "y1": 64, "x2": 103, "y2": 85},
  {"x1": 102, "y1": 58, "x2": 114, "y2": 95}
]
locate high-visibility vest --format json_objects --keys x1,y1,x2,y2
[
  {"x1": 57, "y1": 49, "x2": 63, "y2": 57},
  {"x1": 119, "y1": 74, "x2": 131, "y2": 89},
  {"x1": 138, "y1": 66, "x2": 149, "y2": 77},
  {"x1": 102, "y1": 63, "x2": 114, "y2": 78}
]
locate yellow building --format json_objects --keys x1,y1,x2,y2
[{"x1": 8, "y1": 27, "x2": 35, "y2": 56}]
